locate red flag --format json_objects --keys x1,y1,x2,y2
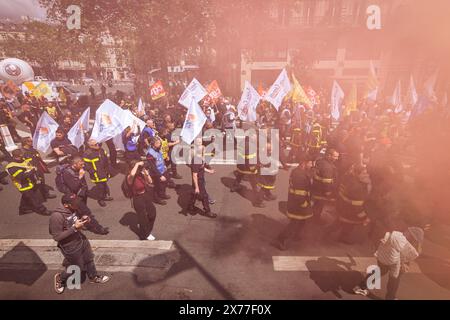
[
  {"x1": 257, "y1": 83, "x2": 267, "y2": 98},
  {"x1": 306, "y1": 86, "x2": 320, "y2": 106},
  {"x1": 150, "y1": 80, "x2": 166, "y2": 100},
  {"x1": 207, "y1": 80, "x2": 222, "y2": 103}
]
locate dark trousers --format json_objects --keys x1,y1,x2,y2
[
  {"x1": 152, "y1": 173, "x2": 168, "y2": 199},
  {"x1": 105, "y1": 139, "x2": 117, "y2": 166},
  {"x1": 90, "y1": 181, "x2": 110, "y2": 200},
  {"x1": 75, "y1": 195, "x2": 106, "y2": 233},
  {"x1": 60, "y1": 239, "x2": 97, "y2": 283},
  {"x1": 234, "y1": 172, "x2": 262, "y2": 205},
  {"x1": 132, "y1": 192, "x2": 157, "y2": 239},
  {"x1": 359, "y1": 261, "x2": 402, "y2": 300},
  {"x1": 19, "y1": 188, "x2": 47, "y2": 214},
  {"x1": 188, "y1": 180, "x2": 210, "y2": 212},
  {"x1": 277, "y1": 219, "x2": 307, "y2": 244}
]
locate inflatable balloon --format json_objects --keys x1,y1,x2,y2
[{"x1": 0, "y1": 58, "x2": 34, "y2": 84}]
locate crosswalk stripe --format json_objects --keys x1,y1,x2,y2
[{"x1": 272, "y1": 256, "x2": 423, "y2": 273}]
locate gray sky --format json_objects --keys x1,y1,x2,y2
[{"x1": 0, "y1": 0, "x2": 46, "y2": 21}]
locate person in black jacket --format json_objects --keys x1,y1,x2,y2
[
  {"x1": 50, "y1": 128, "x2": 79, "y2": 163},
  {"x1": 83, "y1": 139, "x2": 113, "y2": 207},
  {"x1": 58, "y1": 157, "x2": 109, "y2": 235},
  {"x1": 50, "y1": 194, "x2": 110, "y2": 294}
]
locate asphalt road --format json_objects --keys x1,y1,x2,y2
[{"x1": 1, "y1": 155, "x2": 450, "y2": 300}]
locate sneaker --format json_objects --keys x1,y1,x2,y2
[
  {"x1": 90, "y1": 275, "x2": 111, "y2": 284},
  {"x1": 253, "y1": 202, "x2": 266, "y2": 208},
  {"x1": 19, "y1": 209, "x2": 33, "y2": 215},
  {"x1": 104, "y1": 196, "x2": 114, "y2": 201},
  {"x1": 208, "y1": 199, "x2": 216, "y2": 205},
  {"x1": 160, "y1": 194, "x2": 171, "y2": 200},
  {"x1": 98, "y1": 200, "x2": 107, "y2": 207},
  {"x1": 96, "y1": 227, "x2": 109, "y2": 235},
  {"x1": 203, "y1": 211, "x2": 217, "y2": 218},
  {"x1": 146, "y1": 234, "x2": 156, "y2": 241},
  {"x1": 41, "y1": 210, "x2": 53, "y2": 216},
  {"x1": 272, "y1": 240, "x2": 287, "y2": 251},
  {"x1": 353, "y1": 286, "x2": 369, "y2": 296},
  {"x1": 154, "y1": 199, "x2": 167, "y2": 205},
  {"x1": 230, "y1": 184, "x2": 242, "y2": 192},
  {"x1": 54, "y1": 273, "x2": 65, "y2": 294}
]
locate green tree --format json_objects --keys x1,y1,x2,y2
[{"x1": 3, "y1": 20, "x2": 80, "y2": 79}]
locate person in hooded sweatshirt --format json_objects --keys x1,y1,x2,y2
[{"x1": 50, "y1": 194, "x2": 110, "y2": 294}]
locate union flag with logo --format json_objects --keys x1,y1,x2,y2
[{"x1": 150, "y1": 80, "x2": 166, "y2": 100}]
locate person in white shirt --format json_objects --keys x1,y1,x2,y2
[{"x1": 353, "y1": 227, "x2": 424, "y2": 300}]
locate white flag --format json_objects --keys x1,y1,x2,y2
[
  {"x1": 68, "y1": 107, "x2": 90, "y2": 148},
  {"x1": 90, "y1": 99, "x2": 126, "y2": 143},
  {"x1": 178, "y1": 78, "x2": 208, "y2": 108},
  {"x1": 137, "y1": 98, "x2": 145, "y2": 115},
  {"x1": 122, "y1": 109, "x2": 146, "y2": 134},
  {"x1": 424, "y1": 69, "x2": 438, "y2": 100},
  {"x1": 330, "y1": 80, "x2": 344, "y2": 121},
  {"x1": 237, "y1": 81, "x2": 261, "y2": 122},
  {"x1": 366, "y1": 60, "x2": 378, "y2": 101},
  {"x1": 391, "y1": 80, "x2": 403, "y2": 113},
  {"x1": 265, "y1": 69, "x2": 291, "y2": 110},
  {"x1": 406, "y1": 75, "x2": 418, "y2": 106},
  {"x1": 181, "y1": 97, "x2": 207, "y2": 144},
  {"x1": 32, "y1": 111, "x2": 59, "y2": 153}
]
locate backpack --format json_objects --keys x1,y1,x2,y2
[
  {"x1": 55, "y1": 164, "x2": 71, "y2": 193},
  {"x1": 121, "y1": 175, "x2": 135, "y2": 199}
]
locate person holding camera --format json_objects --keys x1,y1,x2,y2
[
  {"x1": 126, "y1": 161, "x2": 157, "y2": 240},
  {"x1": 51, "y1": 194, "x2": 111, "y2": 294}
]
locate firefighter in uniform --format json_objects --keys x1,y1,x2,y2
[
  {"x1": 329, "y1": 164, "x2": 370, "y2": 244},
  {"x1": 274, "y1": 155, "x2": 314, "y2": 250},
  {"x1": 257, "y1": 142, "x2": 277, "y2": 201},
  {"x1": 307, "y1": 121, "x2": 327, "y2": 159},
  {"x1": 311, "y1": 148, "x2": 339, "y2": 223},
  {"x1": 21, "y1": 136, "x2": 56, "y2": 200},
  {"x1": 287, "y1": 123, "x2": 303, "y2": 164},
  {"x1": 83, "y1": 139, "x2": 113, "y2": 207},
  {"x1": 6, "y1": 149, "x2": 52, "y2": 216},
  {"x1": 230, "y1": 133, "x2": 264, "y2": 208}
]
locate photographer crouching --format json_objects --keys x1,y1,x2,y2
[{"x1": 50, "y1": 194, "x2": 110, "y2": 294}]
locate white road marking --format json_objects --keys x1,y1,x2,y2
[
  {"x1": 272, "y1": 256, "x2": 423, "y2": 273},
  {"x1": 0, "y1": 239, "x2": 173, "y2": 250}
]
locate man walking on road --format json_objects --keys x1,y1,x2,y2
[{"x1": 51, "y1": 194, "x2": 110, "y2": 294}]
